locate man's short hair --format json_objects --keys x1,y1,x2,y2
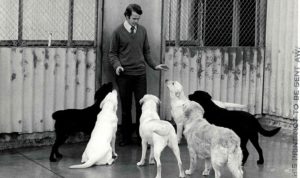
[{"x1": 124, "y1": 4, "x2": 143, "y2": 17}]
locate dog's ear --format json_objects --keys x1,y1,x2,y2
[
  {"x1": 175, "y1": 91, "x2": 181, "y2": 98},
  {"x1": 100, "y1": 93, "x2": 111, "y2": 109},
  {"x1": 139, "y1": 96, "x2": 146, "y2": 105},
  {"x1": 113, "y1": 103, "x2": 118, "y2": 112},
  {"x1": 188, "y1": 94, "x2": 193, "y2": 100},
  {"x1": 94, "y1": 88, "x2": 100, "y2": 100},
  {"x1": 182, "y1": 103, "x2": 192, "y2": 118},
  {"x1": 107, "y1": 82, "x2": 113, "y2": 88},
  {"x1": 153, "y1": 95, "x2": 161, "y2": 105},
  {"x1": 100, "y1": 98, "x2": 105, "y2": 109},
  {"x1": 157, "y1": 98, "x2": 161, "y2": 105},
  {"x1": 198, "y1": 104, "x2": 205, "y2": 114},
  {"x1": 194, "y1": 91, "x2": 212, "y2": 100},
  {"x1": 204, "y1": 92, "x2": 212, "y2": 100},
  {"x1": 201, "y1": 91, "x2": 212, "y2": 100},
  {"x1": 182, "y1": 102, "x2": 189, "y2": 111}
]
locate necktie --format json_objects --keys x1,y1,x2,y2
[{"x1": 130, "y1": 26, "x2": 135, "y2": 34}]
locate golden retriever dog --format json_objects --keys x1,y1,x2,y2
[
  {"x1": 181, "y1": 101, "x2": 243, "y2": 178},
  {"x1": 137, "y1": 94, "x2": 185, "y2": 178},
  {"x1": 69, "y1": 90, "x2": 118, "y2": 168}
]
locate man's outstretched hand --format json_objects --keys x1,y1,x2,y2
[{"x1": 155, "y1": 64, "x2": 169, "y2": 71}]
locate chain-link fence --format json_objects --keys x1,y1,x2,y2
[
  {"x1": 0, "y1": 0, "x2": 97, "y2": 46},
  {"x1": 164, "y1": 0, "x2": 266, "y2": 47}
]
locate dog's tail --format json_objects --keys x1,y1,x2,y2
[
  {"x1": 256, "y1": 120, "x2": 281, "y2": 137},
  {"x1": 69, "y1": 159, "x2": 95, "y2": 169},
  {"x1": 227, "y1": 145, "x2": 243, "y2": 178},
  {"x1": 227, "y1": 135, "x2": 243, "y2": 178}
]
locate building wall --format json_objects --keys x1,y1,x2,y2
[{"x1": 263, "y1": 0, "x2": 298, "y2": 119}]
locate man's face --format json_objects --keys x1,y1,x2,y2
[{"x1": 126, "y1": 11, "x2": 140, "y2": 26}]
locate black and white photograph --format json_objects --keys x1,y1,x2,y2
[{"x1": 0, "y1": 0, "x2": 298, "y2": 177}]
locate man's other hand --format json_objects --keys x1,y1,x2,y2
[{"x1": 116, "y1": 66, "x2": 124, "y2": 75}]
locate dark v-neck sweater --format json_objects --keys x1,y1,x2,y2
[{"x1": 109, "y1": 24, "x2": 157, "y2": 75}]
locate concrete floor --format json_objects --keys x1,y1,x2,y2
[{"x1": 0, "y1": 131, "x2": 295, "y2": 178}]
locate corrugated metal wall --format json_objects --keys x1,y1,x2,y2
[
  {"x1": 0, "y1": 47, "x2": 96, "y2": 133},
  {"x1": 263, "y1": 0, "x2": 297, "y2": 118},
  {"x1": 161, "y1": 47, "x2": 265, "y2": 120}
]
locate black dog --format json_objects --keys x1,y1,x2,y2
[
  {"x1": 188, "y1": 90, "x2": 281, "y2": 165},
  {"x1": 49, "y1": 82, "x2": 113, "y2": 162}
]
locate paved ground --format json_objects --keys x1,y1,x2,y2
[{"x1": 0, "y1": 131, "x2": 295, "y2": 178}]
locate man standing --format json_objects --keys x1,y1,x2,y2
[{"x1": 109, "y1": 4, "x2": 168, "y2": 146}]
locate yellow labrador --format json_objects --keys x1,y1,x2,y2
[
  {"x1": 137, "y1": 94, "x2": 185, "y2": 178},
  {"x1": 165, "y1": 80, "x2": 190, "y2": 143},
  {"x1": 69, "y1": 90, "x2": 118, "y2": 168}
]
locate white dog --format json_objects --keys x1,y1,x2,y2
[
  {"x1": 165, "y1": 80, "x2": 190, "y2": 143},
  {"x1": 69, "y1": 90, "x2": 118, "y2": 168},
  {"x1": 137, "y1": 94, "x2": 185, "y2": 178},
  {"x1": 165, "y1": 80, "x2": 246, "y2": 143}
]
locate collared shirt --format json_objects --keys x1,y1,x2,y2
[{"x1": 124, "y1": 20, "x2": 137, "y2": 33}]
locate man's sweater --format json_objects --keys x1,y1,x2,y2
[{"x1": 109, "y1": 24, "x2": 157, "y2": 75}]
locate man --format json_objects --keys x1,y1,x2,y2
[{"x1": 109, "y1": 4, "x2": 168, "y2": 146}]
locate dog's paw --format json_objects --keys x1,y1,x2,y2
[
  {"x1": 149, "y1": 158, "x2": 155, "y2": 165},
  {"x1": 177, "y1": 137, "x2": 182, "y2": 144},
  {"x1": 106, "y1": 158, "x2": 116, "y2": 165},
  {"x1": 202, "y1": 169, "x2": 210, "y2": 176},
  {"x1": 56, "y1": 153, "x2": 63, "y2": 159},
  {"x1": 179, "y1": 172, "x2": 186, "y2": 177},
  {"x1": 257, "y1": 159, "x2": 264, "y2": 165},
  {"x1": 112, "y1": 153, "x2": 118, "y2": 159},
  {"x1": 185, "y1": 170, "x2": 192, "y2": 175},
  {"x1": 49, "y1": 157, "x2": 57, "y2": 162},
  {"x1": 137, "y1": 161, "x2": 145, "y2": 166}
]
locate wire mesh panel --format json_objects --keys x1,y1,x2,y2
[
  {"x1": 0, "y1": 0, "x2": 98, "y2": 46},
  {"x1": 0, "y1": 0, "x2": 19, "y2": 41},
  {"x1": 73, "y1": 0, "x2": 96, "y2": 41},
  {"x1": 22, "y1": 0, "x2": 69, "y2": 41},
  {"x1": 164, "y1": 0, "x2": 266, "y2": 47},
  {"x1": 205, "y1": 0, "x2": 233, "y2": 46}
]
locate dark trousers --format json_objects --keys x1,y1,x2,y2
[{"x1": 116, "y1": 74, "x2": 146, "y2": 142}]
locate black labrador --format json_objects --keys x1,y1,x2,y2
[
  {"x1": 188, "y1": 90, "x2": 281, "y2": 165},
  {"x1": 49, "y1": 82, "x2": 113, "y2": 162}
]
